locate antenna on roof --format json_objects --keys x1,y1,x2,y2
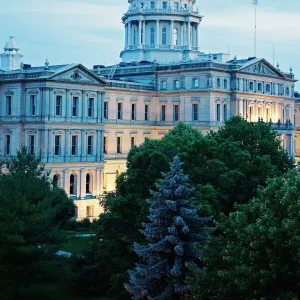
[{"x1": 273, "y1": 44, "x2": 275, "y2": 66}]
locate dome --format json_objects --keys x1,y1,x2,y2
[{"x1": 4, "y1": 36, "x2": 19, "y2": 51}]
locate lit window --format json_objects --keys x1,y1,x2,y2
[
  {"x1": 71, "y1": 135, "x2": 78, "y2": 156},
  {"x1": 88, "y1": 98, "x2": 94, "y2": 117},
  {"x1": 87, "y1": 136, "x2": 93, "y2": 155},
  {"x1": 56, "y1": 96, "x2": 62, "y2": 116},
  {"x1": 174, "y1": 105, "x2": 179, "y2": 121},
  {"x1": 161, "y1": 105, "x2": 166, "y2": 121},
  {"x1": 117, "y1": 102, "x2": 122, "y2": 120},
  {"x1": 30, "y1": 95, "x2": 36, "y2": 116},
  {"x1": 29, "y1": 135, "x2": 35, "y2": 155},
  {"x1": 249, "y1": 106, "x2": 253, "y2": 122},
  {"x1": 54, "y1": 135, "x2": 61, "y2": 156},
  {"x1": 173, "y1": 28, "x2": 178, "y2": 45},
  {"x1": 193, "y1": 104, "x2": 198, "y2": 121}
]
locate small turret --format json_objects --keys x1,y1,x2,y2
[{"x1": 0, "y1": 36, "x2": 23, "y2": 71}]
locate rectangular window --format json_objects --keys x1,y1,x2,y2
[
  {"x1": 5, "y1": 135, "x2": 11, "y2": 155},
  {"x1": 131, "y1": 136, "x2": 135, "y2": 148},
  {"x1": 56, "y1": 95, "x2": 62, "y2": 116},
  {"x1": 217, "y1": 78, "x2": 221, "y2": 88},
  {"x1": 224, "y1": 104, "x2": 227, "y2": 121},
  {"x1": 174, "y1": 105, "x2": 179, "y2": 121},
  {"x1": 161, "y1": 81, "x2": 167, "y2": 90},
  {"x1": 6, "y1": 96, "x2": 12, "y2": 116},
  {"x1": 104, "y1": 102, "x2": 108, "y2": 119},
  {"x1": 88, "y1": 98, "x2": 94, "y2": 117},
  {"x1": 54, "y1": 135, "x2": 61, "y2": 156},
  {"x1": 249, "y1": 82, "x2": 254, "y2": 90},
  {"x1": 72, "y1": 97, "x2": 78, "y2": 117},
  {"x1": 249, "y1": 106, "x2": 253, "y2": 122},
  {"x1": 87, "y1": 136, "x2": 93, "y2": 155},
  {"x1": 30, "y1": 95, "x2": 36, "y2": 116},
  {"x1": 193, "y1": 104, "x2": 198, "y2": 121},
  {"x1": 174, "y1": 80, "x2": 180, "y2": 89},
  {"x1": 193, "y1": 78, "x2": 199, "y2": 88},
  {"x1": 131, "y1": 103, "x2": 136, "y2": 120},
  {"x1": 258, "y1": 83, "x2": 262, "y2": 92},
  {"x1": 103, "y1": 136, "x2": 108, "y2": 154},
  {"x1": 145, "y1": 104, "x2": 149, "y2": 121},
  {"x1": 71, "y1": 135, "x2": 78, "y2": 156},
  {"x1": 217, "y1": 104, "x2": 221, "y2": 122},
  {"x1": 161, "y1": 105, "x2": 166, "y2": 121},
  {"x1": 117, "y1": 136, "x2": 122, "y2": 154},
  {"x1": 258, "y1": 107, "x2": 262, "y2": 120},
  {"x1": 266, "y1": 107, "x2": 270, "y2": 122},
  {"x1": 224, "y1": 79, "x2": 228, "y2": 89},
  {"x1": 29, "y1": 135, "x2": 35, "y2": 155},
  {"x1": 162, "y1": 1, "x2": 167, "y2": 9},
  {"x1": 266, "y1": 84, "x2": 271, "y2": 93},
  {"x1": 117, "y1": 102, "x2": 122, "y2": 120},
  {"x1": 174, "y1": 2, "x2": 179, "y2": 9},
  {"x1": 150, "y1": 1, "x2": 155, "y2": 9}
]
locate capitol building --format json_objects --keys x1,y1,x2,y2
[{"x1": 0, "y1": 0, "x2": 298, "y2": 219}]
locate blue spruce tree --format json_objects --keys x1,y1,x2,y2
[{"x1": 125, "y1": 155, "x2": 210, "y2": 299}]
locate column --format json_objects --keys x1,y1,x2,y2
[
  {"x1": 275, "y1": 102, "x2": 279, "y2": 121},
  {"x1": 187, "y1": 22, "x2": 191, "y2": 48},
  {"x1": 65, "y1": 89, "x2": 70, "y2": 121},
  {"x1": 96, "y1": 168, "x2": 102, "y2": 195},
  {"x1": 181, "y1": 22, "x2": 184, "y2": 46},
  {"x1": 196, "y1": 24, "x2": 199, "y2": 48},
  {"x1": 79, "y1": 169, "x2": 85, "y2": 199},
  {"x1": 156, "y1": 20, "x2": 160, "y2": 47},
  {"x1": 143, "y1": 21, "x2": 146, "y2": 45},
  {"x1": 239, "y1": 99, "x2": 244, "y2": 117},
  {"x1": 125, "y1": 23, "x2": 128, "y2": 46},
  {"x1": 64, "y1": 170, "x2": 70, "y2": 196},
  {"x1": 170, "y1": 20, "x2": 174, "y2": 47},
  {"x1": 138, "y1": 20, "x2": 142, "y2": 45},
  {"x1": 128, "y1": 22, "x2": 131, "y2": 47}
]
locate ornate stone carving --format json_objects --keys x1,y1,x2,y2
[
  {"x1": 242, "y1": 62, "x2": 278, "y2": 76},
  {"x1": 71, "y1": 70, "x2": 82, "y2": 81}
]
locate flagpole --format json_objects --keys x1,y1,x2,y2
[{"x1": 254, "y1": 1, "x2": 257, "y2": 57}]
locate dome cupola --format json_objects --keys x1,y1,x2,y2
[
  {"x1": 0, "y1": 36, "x2": 23, "y2": 71},
  {"x1": 121, "y1": 0, "x2": 203, "y2": 63},
  {"x1": 4, "y1": 36, "x2": 20, "y2": 52}
]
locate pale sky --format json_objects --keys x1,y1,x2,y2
[{"x1": 1, "y1": 0, "x2": 300, "y2": 88}]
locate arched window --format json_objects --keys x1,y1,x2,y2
[
  {"x1": 86, "y1": 173, "x2": 92, "y2": 194},
  {"x1": 70, "y1": 174, "x2": 77, "y2": 195},
  {"x1": 162, "y1": 27, "x2": 167, "y2": 45},
  {"x1": 53, "y1": 175, "x2": 59, "y2": 188},
  {"x1": 173, "y1": 28, "x2": 178, "y2": 45},
  {"x1": 150, "y1": 27, "x2": 155, "y2": 45}
]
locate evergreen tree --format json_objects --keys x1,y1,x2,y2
[
  {"x1": 125, "y1": 156, "x2": 210, "y2": 299},
  {"x1": 0, "y1": 147, "x2": 75, "y2": 299}
]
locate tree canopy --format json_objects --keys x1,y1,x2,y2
[{"x1": 0, "y1": 148, "x2": 75, "y2": 299}]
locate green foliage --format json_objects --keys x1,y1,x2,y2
[
  {"x1": 188, "y1": 170, "x2": 300, "y2": 299},
  {"x1": 0, "y1": 147, "x2": 75, "y2": 299},
  {"x1": 74, "y1": 118, "x2": 293, "y2": 298}
]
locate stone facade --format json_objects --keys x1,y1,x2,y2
[{"x1": 0, "y1": 0, "x2": 298, "y2": 219}]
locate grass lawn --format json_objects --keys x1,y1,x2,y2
[{"x1": 61, "y1": 235, "x2": 95, "y2": 254}]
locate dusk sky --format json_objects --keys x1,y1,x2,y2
[{"x1": 1, "y1": 0, "x2": 299, "y2": 87}]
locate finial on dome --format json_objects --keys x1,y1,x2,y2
[
  {"x1": 290, "y1": 66, "x2": 293, "y2": 74},
  {"x1": 45, "y1": 58, "x2": 49, "y2": 70},
  {"x1": 276, "y1": 62, "x2": 280, "y2": 70},
  {"x1": 234, "y1": 55, "x2": 237, "y2": 63}
]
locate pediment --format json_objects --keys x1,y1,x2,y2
[
  {"x1": 48, "y1": 64, "x2": 107, "y2": 85},
  {"x1": 239, "y1": 59, "x2": 284, "y2": 78}
]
